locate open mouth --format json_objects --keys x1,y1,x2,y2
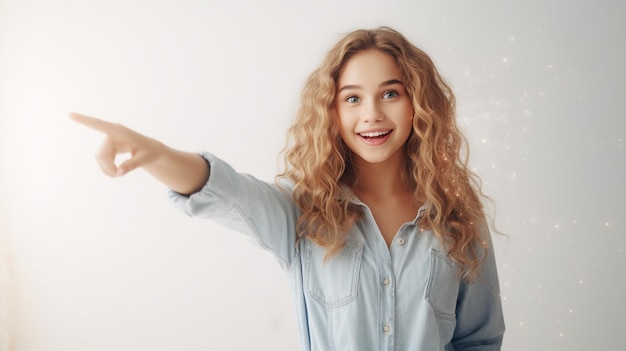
[{"x1": 358, "y1": 130, "x2": 392, "y2": 139}]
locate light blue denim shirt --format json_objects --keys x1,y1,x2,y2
[{"x1": 169, "y1": 153, "x2": 505, "y2": 350}]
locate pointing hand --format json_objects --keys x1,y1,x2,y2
[{"x1": 70, "y1": 112, "x2": 167, "y2": 177}]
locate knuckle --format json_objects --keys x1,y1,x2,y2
[{"x1": 111, "y1": 123, "x2": 125, "y2": 132}]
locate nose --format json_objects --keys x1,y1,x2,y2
[{"x1": 362, "y1": 100, "x2": 384, "y2": 123}]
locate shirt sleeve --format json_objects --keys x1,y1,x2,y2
[
  {"x1": 167, "y1": 152, "x2": 300, "y2": 270},
  {"x1": 448, "y1": 225, "x2": 506, "y2": 350}
]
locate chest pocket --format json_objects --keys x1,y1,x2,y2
[
  {"x1": 425, "y1": 248, "x2": 461, "y2": 319},
  {"x1": 303, "y1": 240, "x2": 364, "y2": 308}
]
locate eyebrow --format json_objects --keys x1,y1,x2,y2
[{"x1": 337, "y1": 79, "x2": 404, "y2": 93}]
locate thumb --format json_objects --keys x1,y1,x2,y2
[{"x1": 117, "y1": 156, "x2": 142, "y2": 176}]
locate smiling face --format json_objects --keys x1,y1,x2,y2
[{"x1": 335, "y1": 49, "x2": 414, "y2": 168}]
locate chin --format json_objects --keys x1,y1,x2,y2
[{"x1": 355, "y1": 154, "x2": 393, "y2": 165}]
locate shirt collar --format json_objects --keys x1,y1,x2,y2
[{"x1": 344, "y1": 186, "x2": 428, "y2": 224}]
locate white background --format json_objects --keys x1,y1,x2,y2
[{"x1": 1, "y1": 0, "x2": 624, "y2": 350}]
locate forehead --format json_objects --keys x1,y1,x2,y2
[{"x1": 337, "y1": 49, "x2": 402, "y2": 87}]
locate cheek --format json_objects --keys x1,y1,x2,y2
[
  {"x1": 399, "y1": 104, "x2": 415, "y2": 135},
  {"x1": 402, "y1": 101, "x2": 414, "y2": 118},
  {"x1": 336, "y1": 109, "x2": 354, "y2": 136},
  {"x1": 392, "y1": 103, "x2": 413, "y2": 123}
]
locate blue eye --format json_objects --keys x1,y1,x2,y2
[
  {"x1": 346, "y1": 96, "x2": 360, "y2": 103},
  {"x1": 382, "y1": 90, "x2": 399, "y2": 99}
]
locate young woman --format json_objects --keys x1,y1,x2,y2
[{"x1": 72, "y1": 27, "x2": 504, "y2": 350}]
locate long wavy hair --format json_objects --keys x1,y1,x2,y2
[{"x1": 278, "y1": 27, "x2": 489, "y2": 281}]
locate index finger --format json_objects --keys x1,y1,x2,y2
[{"x1": 69, "y1": 112, "x2": 115, "y2": 134}]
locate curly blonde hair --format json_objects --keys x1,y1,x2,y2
[{"x1": 279, "y1": 27, "x2": 489, "y2": 281}]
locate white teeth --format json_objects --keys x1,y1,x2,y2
[{"x1": 359, "y1": 130, "x2": 391, "y2": 137}]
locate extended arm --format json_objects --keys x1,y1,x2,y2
[
  {"x1": 72, "y1": 112, "x2": 300, "y2": 267},
  {"x1": 70, "y1": 112, "x2": 209, "y2": 195}
]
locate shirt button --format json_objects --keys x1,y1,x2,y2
[
  {"x1": 383, "y1": 278, "x2": 390, "y2": 286},
  {"x1": 397, "y1": 238, "x2": 406, "y2": 246},
  {"x1": 383, "y1": 325, "x2": 391, "y2": 333}
]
